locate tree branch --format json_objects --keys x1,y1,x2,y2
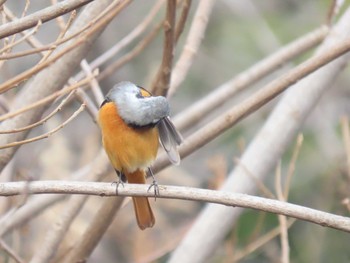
[
  {"x1": 153, "y1": 30, "x2": 350, "y2": 173},
  {"x1": 0, "y1": 0, "x2": 93, "y2": 39},
  {"x1": 151, "y1": 0, "x2": 176, "y2": 96},
  {"x1": 0, "y1": 181, "x2": 349, "y2": 233}
]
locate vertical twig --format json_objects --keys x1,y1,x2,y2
[
  {"x1": 151, "y1": 0, "x2": 176, "y2": 96},
  {"x1": 284, "y1": 134, "x2": 303, "y2": 199},
  {"x1": 80, "y1": 60, "x2": 104, "y2": 105},
  {"x1": 275, "y1": 161, "x2": 290, "y2": 263},
  {"x1": 169, "y1": 0, "x2": 215, "y2": 97},
  {"x1": 341, "y1": 116, "x2": 350, "y2": 182},
  {"x1": 174, "y1": 0, "x2": 192, "y2": 43}
]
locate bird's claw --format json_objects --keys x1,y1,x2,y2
[
  {"x1": 111, "y1": 180, "x2": 124, "y2": 195},
  {"x1": 148, "y1": 180, "x2": 160, "y2": 201}
]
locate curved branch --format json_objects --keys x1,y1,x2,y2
[{"x1": 0, "y1": 181, "x2": 349, "y2": 233}]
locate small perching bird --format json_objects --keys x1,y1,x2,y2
[{"x1": 98, "y1": 81, "x2": 182, "y2": 230}]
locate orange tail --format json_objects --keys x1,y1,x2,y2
[{"x1": 125, "y1": 170, "x2": 155, "y2": 230}]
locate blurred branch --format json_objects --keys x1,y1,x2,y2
[
  {"x1": 0, "y1": 0, "x2": 131, "y2": 94},
  {"x1": 3, "y1": 7, "x2": 46, "y2": 55},
  {"x1": 233, "y1": 219, "x2": 296, "y2": 262},
  {"x1": 173, "y1": 25, "x2": 329, "y2": 132},
  {"x1": 30, "y1": 194, "x2": 91, "y2": 263},
  {"x1": 84, "y1": 0, "x2": 164, "y2": 74},
  {"x1": 0, "y1": 238, "x2": 25, "y2": 263},
  {"x1": 153, "y1": 26, "x2": 347, "y2": 173},
  {"x1": 0, "y1": 20, "x2": 42, "y2": 54},
  {"x1": 63, "y1": 197, "x2": 123, "y2": 263},
  {"x1": 97, "y1": 21, "x2": 163, "y2": 81},
  {"x1": 0, "y1": 149, "x2": 109, "y2": 237},
  {"x1": 0, "y1": 0, "x2": 131, "y2": 173},
  {"x1": 275, "y1": 162, "x2": 290, "y2": 263},
  {"x1": 284, "y1": 134, "x2": 303, "y2": 199},
  {"x1": 0, "y1": 181, "x2": 350, "y2": 233},
  {"x1": 0, "y1": 91, "x2": 76, "y2": 134},
  {"x1": 0, "y1": 72, "x2": 97, "y2": 122},
  {"x1": 169, "y1": 0, "x2": 215, "y2": 97},
  {"x1": 39, "y1": 10, "x2": 77, "y2": 63},
  {"x1": 0, "y1": 103, "x2": 85, "y2": 150},
  {"x1": 168, "y1": 8, "x2": 350, "y2": 263},
  {"x1": 174, "y1": 0, "x2": 192, "y2": 43},
  {"x1": 80, "y1": 60, "x2": 104, "y2": 105},
  {"x1": 341, "y1": 116, "x2": 350, "y2": 181},
  {"x1": 0, "y1": 0, "x2": 93, "y2": 39},
  {"x1": 151, "y1": 0, "x2": 176, "y2": 96}
]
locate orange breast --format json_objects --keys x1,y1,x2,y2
[{"x1": 98, "y1": 102, "x2": 159, "y2": 173}]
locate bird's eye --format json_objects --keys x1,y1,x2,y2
[{"x1": 136, "y1": 90, "x2": 144, "y2": 99}]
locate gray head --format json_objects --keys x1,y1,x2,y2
[{"x1": 106, "y1": 81, "x2": 170, "y2": 127}]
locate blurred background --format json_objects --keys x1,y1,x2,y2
[{"x1": 0, "y1": 0, "x2": 350, "y2": 262}]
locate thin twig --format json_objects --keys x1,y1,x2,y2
[
  {"x1": 2, "y1": 6, "x2": 46, "y2": 55},
  {"x1": 74, "y1": 89, "x2": 98, "y2": 122},
  {"x1": 97, "y1": 21, "x2": 163, "y2": 81},
  {"x1": 233, "y1": 219, "x2": 296, "y2": 262},
  {"x1": 234, "y1": 157, "x2": 275, "y2": 199},
  {"x1": 275, "y1": 161, "x2": 290, "y2": 263},
  {"x1": 341, "y1": 116, "x2": 350, "y2": 182},
  {"x1": 80, "y1": 60, "x2": 104, "y2": 105},
  {"x1": 0, "y1": 0, "x2": 131, "y2": 93},
  {"x1": 0, "y1": 91, "x2": 76, "y2": 134},
  {"x1": 1, "y1": 181, "x2": 350, "y2": 233},
  {"x1": 169, "y1": 0, "x2": 215, "y2": 97},
  {"x1": 0, "y1": 149, "x2": 109, "y2": 237},
  {"x1": 0, "y1": 104, "x2": 85, "y2": 149},
  {"x1": 0, "y1": 72, "x2": 96, "y2": 122},
  {"x1": 81, "y1": 0, "x2": 164, "y2": 75},
  {"x1": 284, "y1": 134, "x2": 303, "y2": 199},
  {"x1": 0, "y1": 20, "x2": 42, "y2": 54},
  {"x1": 51, "y1": 0, "x2": 67, "y2": 31},
  {"x1": 39, "y1": 10, "x2": 77, "y2": 63},
  {"x1": 151, "y1": 0, "x2": 176, "y2": 96},
  {"x1": 174, "y1": 0, "x2": 192, "y2": 43}
]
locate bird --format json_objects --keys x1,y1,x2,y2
[{"x1": 98, "y1": 81, "x2": 182, "y2": 230}]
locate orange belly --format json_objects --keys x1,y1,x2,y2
[{"x1": 98, "y1": 102, "x2": 159, "y2": 173}]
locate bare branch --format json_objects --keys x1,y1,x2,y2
[
  {"x1": 168, "y1": 8, "x2": 350, "y2": 263},
  {"x1": 0, "y1": 181, "x2": 349, "y2": 233},
  {"x1": 169, "y1": 0, "x2": 215, "y2": 97},
  {"x1": 0, "y1": 103, "x2": 85, "y2": 150},
  {"x1": 63, "y1": 197, "x2": 124, "y2": 263},
  {"x1": 97, "y1": 21, "x2": 163, "y2": 81},
  {"x1": 151, "y1": 0, "x2": 176, "y2": 96},
  {"x1": 0, "y1": 238, "x2": 25, "y2": 263},
  {"x1": 0, "y1": 0, "x2": 131, "y2": 172},
  {"x1": 173, "y1": 26, "x2": 329, "y2": 132},
  {"x1": 153, "y1": 29, "x2": 350, "y2": 173},
  {"x1": 174, "y1": 0, "x2": 192, "y2": 43},
  {"x1": 0, "y1": 0, "x2": 93, "y2": 39}
]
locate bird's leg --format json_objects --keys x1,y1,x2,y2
[
  {"x1": 147, "y1": 167, "x2": 159, "y2": 200},
  {"x1": 111, "y1": 169, "x2": 125, "y2": 195}
]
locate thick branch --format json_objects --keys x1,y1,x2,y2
[
  {"x1": 0, "y1": 181, "x2": 349, "y2": 233},
  {"x1": 0, "y1": 0, "x2": 93, "y2": 39}
]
